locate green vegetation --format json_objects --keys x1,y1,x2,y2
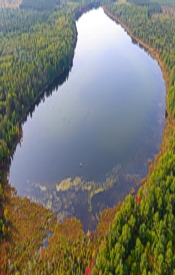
[
  {"x1": 0, "y1": 9, "x2": 50, "y2": 33},
  {"x1": 128, "y1": 0, "x2": 175, "y2": 8},
  {"x1": 0, "y1": 8, "x2": 77, "y2": 242},
  {"x1": 105, "y1": 2, "x2": 175, "y2": 110},
  {"x1": 91, "y1": 2, "x2": 175, "y2": 274},
  {"x1": 0, "y1": 184, "x2": 121, "y2": 274},
  {"x1": 150, "y1": 0, "x2": 175, "y2": 8},
  {"x1": 20, "y1": 0, "x2": 58, "y2": 11},
  {"x1": 0, "y1": 9, "x2": 77, "y2": 144},
  {"x1": 0, "y1": 0, "x2": 80, "y2": 245},
  {"x1": 126, "y1": 0, "x2": 162, "y2": 18},
  {"x1": 1, "y1": 0, "x2": 175, "y2": 273},
  {"x1": 0, "y1": 0, "x2": 101, "y2": 243}
]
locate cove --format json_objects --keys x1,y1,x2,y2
[{"x1": 8, "y1": 7, "x2": 165, "y2": 230}]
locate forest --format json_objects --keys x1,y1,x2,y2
[{"x1": 1, "y1": 0, "x2": 175, "y2": 273}]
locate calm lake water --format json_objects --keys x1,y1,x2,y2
[{"x1": 9, "y1": 8, "x2": 165, "y2": 230}]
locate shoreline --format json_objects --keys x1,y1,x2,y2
[
  {"x1": 103, "y1": 6, "x2": 169, "y2": 91},
  {"x1": 103, "y1": 6, "x2": 171, "y2": 183},
  {"x1": 6, "y1": 3, "x2": 100, "y2": 161},
  {"x1": 3, "y1": 5, "x2": 171, "y2": 235},
  {"x1": 7, "y1": 5, "x2": 169, "y2": 208},
  {"x1": 2, "y1": 3, "x2": 101, "y2": 232},
  {"x1": 1, "y1": 4, "x2": 175, "y2": 273}
]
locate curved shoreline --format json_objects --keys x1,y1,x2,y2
[
  {"x1": 7, "y1": 5, "x2": 168, "y2": 210},
  {"x1": 3, "y1": 5, "x2": 170, "y2": 235},
  {"x1": 103, "y1": 6, "x2": 170, "y2": 181},
  {"x1": 1, "y1": 6, "x2": 174, "y2": 273},
  {"x1": 103, "y1": 6, "x2": 169, "y2": 91},
  {"x1": 6, "y1": 4, "x2": 100, "y2": 160}
]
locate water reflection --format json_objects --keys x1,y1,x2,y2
[
  {"x1": 25, "y1": 66, "x2": 72, "y2": 123},
  {"x1": 9, "y1": 8, "x2": 165, "y2": 230}
]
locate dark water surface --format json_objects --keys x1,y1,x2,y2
[{"x1": 9, "y1": 8, "x2": 165, "y2": 230}]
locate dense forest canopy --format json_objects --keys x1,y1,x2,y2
[
  {"x1": 150, "y1": 0, "x2": 175, "y2": 7},
  {"x1": 20, "y1": 0, "x2": 58, "y2": 11},
  {"x1": 128, "y1": 0, "x2": 175, "y2": 7},
  {"x1": 126, "y1": 0, "x2": 162, "y2": 18},
  {"x1": 1, "y1": 0, "x2": 175, "y2": 273},
  {"x1": 92, "y1": 2, "x2": 175, "y2": 274},
  {"x1": 0, "y1": 0, "x2": 79, "y2": 249}
]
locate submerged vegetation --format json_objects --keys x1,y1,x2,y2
[
  {"x1": 25, "y1": 165, "x2": 138, "y2": 228},
  {"x1": 1, "y1": 0, "x2": 175, "y2": 273}
]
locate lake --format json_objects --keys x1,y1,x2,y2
[{"x1": 8, "y1": 7, "x2": 165, "y2": 230}]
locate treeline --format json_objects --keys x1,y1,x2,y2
[
  {"x1": 20, "y1": 0, "x2": 58, "y2": 11},
  {"x1": 0, "y1": 0, "x2": 103, "y2": 240},
  {"x1": 128, "y1": 0, "x2": 150, "y2": 4},
  {"x1": 0, "y1": 8, "x2": 77, "y2": 147},
  {"x1": 0, "y1": 0, "x2": 102, "y2": 265},
  {"x1": 127, "y1": 0, "x2": 162, "y2": 17},
  {"x1": 0, "y1": 1, "x2": 79, "y2": 238},
  {"x1": 93, "y1": 163, "x2": 175, "y2": 274},
  {"x1": 2, "y1": 0, "x2": 175, "y2": 273},
  {"x1": 0, "y1": 9, "x2": 50, "y2": 34},
  {"x1": 105, "y1": 3, "x2": 175, "y2": 114},
  {"x1": 150, "y1": 0, "x2": 175, "y2": 8},
  {"x1": 129, "y1": 0, "x2": 175, "y2": 8},
  {"x1": 91, "y1": 2, "x2": 175, "y2": 274}
]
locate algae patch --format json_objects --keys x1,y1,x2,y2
[{"x1": 22, "y1": 164, "x2": 141, "y2": 229}]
